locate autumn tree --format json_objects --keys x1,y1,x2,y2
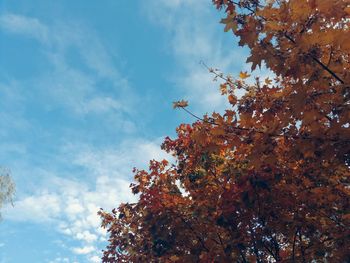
[
  {"x1": 0, "y1": 169, "x2": 15, "y2": 220},
  {"x1": 99, "y1": 0, "x2": 349, "y2": 262}
]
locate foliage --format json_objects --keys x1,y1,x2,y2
[
  {"x1": 100, "y1": 0, "x2": 349, "y2": 262},
  {"x1": 0, "y1": 168, "x2": 15, "y2": 220}
]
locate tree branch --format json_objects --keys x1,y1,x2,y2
[
  {"x1": 298, "y1": 230, "x2": 306, "y2": 263},
  {"x1": 292, "y1": 228, "x2": 298, "y2": 262},
  {"x1": 284, "y1": 33, "x2": 344, "y2": 84},
  {"x1": 249, "y1": 224, "x2": 263, "y2": 263}
]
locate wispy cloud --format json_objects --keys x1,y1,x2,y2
[
  {"x1": 0, "y1": 14, "x2": 49, "y2": 43},
  {"x1": 72, "y1": 245, "x2": 96, "y2": 255},
  {"x1": 70, "y1": 138, "x2": 171, "y2": 177},
  {"x1": 143, "y1": 0, "x2": 247, "y2": 112},
  {"x1": 0, "y1": 13, "x2": 133, "y2": 116}
]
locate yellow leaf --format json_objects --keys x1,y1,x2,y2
[
  {"x1": 173, "y1": 100, "x2": 189, "y2": 109},
  {"x1": 239, "y1": 71, "x2": 251, "y2": 79},
  {"x1": 264, "y1": 77, "x2": 272, "y2": 85}
]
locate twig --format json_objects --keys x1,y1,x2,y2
[
  {"x1": 199, "y1": 60, "x2": 251, "y2": 91},
  {"x1": 181, "y1": 106, "x2": 216, "y2": 125}
]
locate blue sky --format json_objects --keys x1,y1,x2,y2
[{"x1": 0, "y1": 1, "x2": 254, "y2": 262}]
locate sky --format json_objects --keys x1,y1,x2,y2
[{"x1": 0, "y1": 1, "x2": 253, "y2": 262}]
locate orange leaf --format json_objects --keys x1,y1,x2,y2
[
  {"x1": 239, "y1": 71, "x2": 251, "y2": 79},
  {"x1": 228, "y1": 94, "x2": 237, "y2": 105}
]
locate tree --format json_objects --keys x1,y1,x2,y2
[
  {"x1": 0, "y1": 169, "x2": 15, "y2": 220},
  {"x1": 99, "y1": 1, "x2": 349, "y2": 262}
]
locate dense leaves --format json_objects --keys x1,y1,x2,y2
[{"x1": 100, "y1": 1, "x2": 349, "y2": 262}]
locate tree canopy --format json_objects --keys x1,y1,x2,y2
[{"x1": 99, "y1": 0, "x2": 350, "y2": 262}]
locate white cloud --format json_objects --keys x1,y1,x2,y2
[
  {"x1": 72, "y1": 245, "x2": 95, "y2": 255},
  {"x1": 75, "y1": 231, "x2": 97, "y2": 243},
  {"x1": 65, "y1": 200, "x2": 85, "y2": 219},
  {"x1": 70, "y1": 138, "x2": 171, "y2": 178},
  {"x1": 4, "y1": 175, "x2": 133, "y2": 260},
  {"x1": 8, "y1": 193, "x2": 61, "y2": 223},
  {"x1": 89, "y1": 255, "x2": 101, "y2": 263}
]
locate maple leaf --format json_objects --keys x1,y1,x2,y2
[
  {"x1": 220, "y1": 83, "x2": 228, "y2": 95},
  {"x1": 246, "y1": 51, "x2": 263, "y2": 71},
  {"x1": 239, "y1": 71, "x2": 251, "y2": 79},
  {"x1": 221, "y1": 14, "x2": 238, "y2": 32},
  {"x1": 264, "y1": 77, "x2": 272, "y2": 85},
  {"x1": 173, "y1": 100, "x2": 188, "y2": 109},
  {"x1": 228, "y1": 94, "x2": 237, "y2": 105}
]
